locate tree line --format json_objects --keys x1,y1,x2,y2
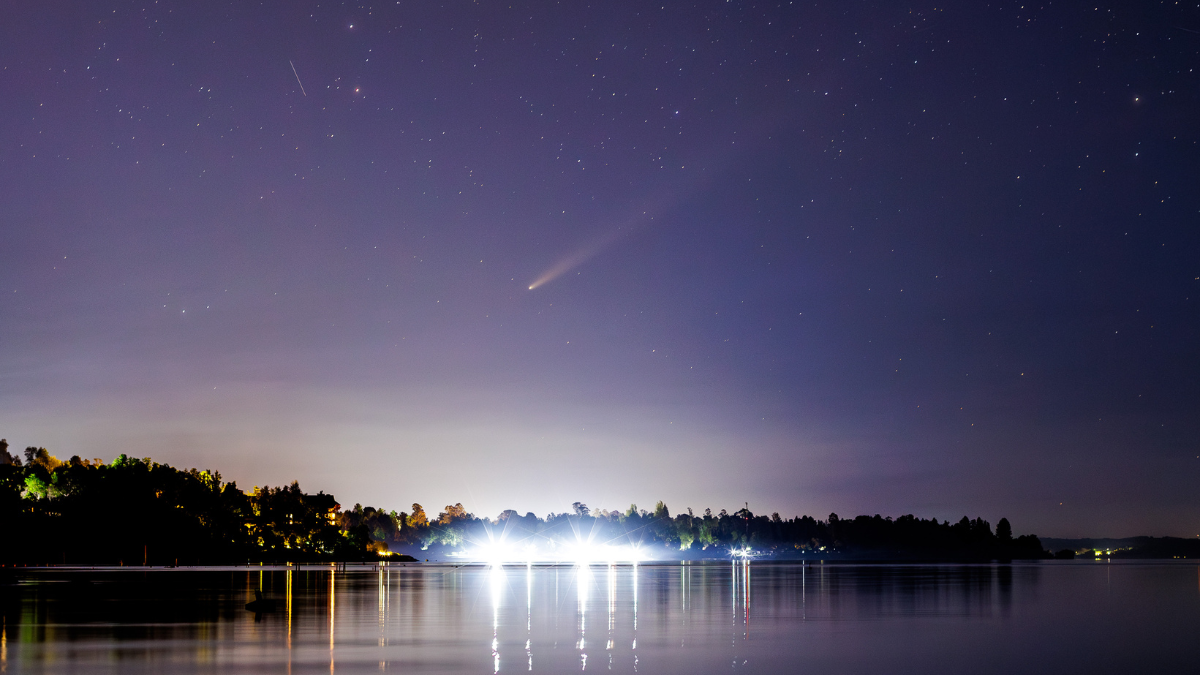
[
  {"x1": 359, "y1": 500, "x2": 1047, "y2": 561},
  {"x1": 0, "y1": 440, "x2": 1047, "y2": 565}
]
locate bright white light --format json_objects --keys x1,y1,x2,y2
[
  {"x1": 489, "y1": 564, "x2": 504, "y2": 609},
  {"x1": 461, "y1": 539, "x2": 648, "y2": 565},
  {"x1": 565, "y1": 539, "x2": 602, "y2": 566},
  {"x1": 730, "y1": 546, "x2": 757, "y2": 560},
  {"x1": 474, "y1": 536, "x2": 523, "y2": 566},
  {"x1": 458, "y1": 522, "x2": 651, "y2": 565},
  {"x1": 564, "y1": 540, "x2": 648, "y2": 566}
]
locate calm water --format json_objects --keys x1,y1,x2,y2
[{"x1": 2, "y1": 561, "x2": 1198, "y2": 673}]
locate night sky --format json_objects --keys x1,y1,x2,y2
[{"x1": 2, "y1": 0, "x2": 1197, "y2": 537}]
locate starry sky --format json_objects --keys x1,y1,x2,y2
[{"x1": 1, "y1": 0, "x2": 1197, "y2": 537}]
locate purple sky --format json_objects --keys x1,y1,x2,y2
[{"x1": 1, "y1": 1, "x2": 1197, "y2": 537}]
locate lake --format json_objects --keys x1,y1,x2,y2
[{"x1": 2, "y1": 561, "x2": 1198, "y2": 673}]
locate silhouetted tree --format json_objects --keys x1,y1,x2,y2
[
  {"x1": 996, "y1": 517, "x2": 1013, "y2": 542},
  {"x1": 0, "y1": 439, "x2": 18, "y2": 466}
]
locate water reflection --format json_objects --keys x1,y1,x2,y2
[
  {"x1": 632, "y1": 562, "x2": 638, "y2": 669},
  {"x1": 490, "y1": 564, "x2": 502, "y2": 673},
  {"x1": 2, "y1": 562, "x2": 1198, "y2": 674},
  {"x1": 575, "y1": 563, "x2": 589, "y2": 669},
  {"x1": 606, "y1": 564, "x2": 616, "y2": 658},
  {"x1": 329, "y1": 566, "x2": 336, "y2": 672},
  {"x1": 525, "y1": 562, "x2": 532, "y2": 671}
]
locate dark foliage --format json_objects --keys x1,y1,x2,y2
[
  {"x1": 0, "y1": 447, "x2": 380, "y2": 565},
  {"x1": 0, "y1": 442, "x2": 1048, "y2": 564}
]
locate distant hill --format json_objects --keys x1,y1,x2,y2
[{"x1": 1040, "y1": 537, "x2": 1200, "y2": 559}]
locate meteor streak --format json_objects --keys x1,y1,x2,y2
[{"x1": 289, "y1": 60, "x2": 306, "y2": 96}]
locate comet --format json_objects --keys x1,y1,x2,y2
[
  {"x1": 525, "y1": 124, "x2": 769, "y2": 290},
  {"x1": 527, "y1": 192, "x2": 686, "y2": 291},
  {"x1": 527, "y1": 225, "x2": 635, "y2": 290}
]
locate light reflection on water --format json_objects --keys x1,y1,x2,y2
[{"x1": 2, "y1": 561, "x2": 1199, "y2": 673}]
